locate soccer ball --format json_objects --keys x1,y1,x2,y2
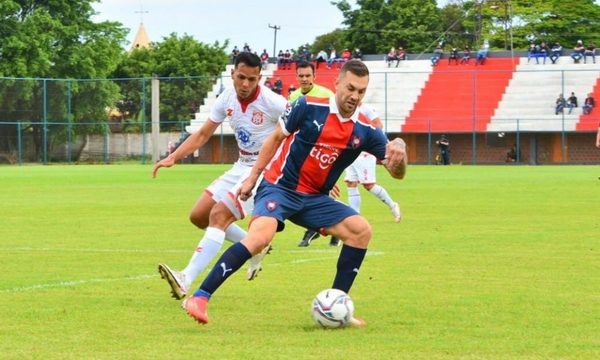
[{"x1": 311, "y1": 289, "x2": 354, "y2": 328}]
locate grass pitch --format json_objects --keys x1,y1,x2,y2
[{"x1": 0, "y1": 164, "x2": 599, "y2": 359}]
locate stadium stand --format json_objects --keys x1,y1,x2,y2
[{"x1": 187, "y1": 56, "x2": 600, "y2": 136}]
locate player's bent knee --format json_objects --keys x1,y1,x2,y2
[
  {"x1": 208, "y1": 202, "x2": 236, "y2": 229},
  {"x1": 189, "y1": 212, "x2": 208, "y2": 229}
]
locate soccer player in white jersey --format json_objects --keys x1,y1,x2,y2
[
  {"x1": 299, "y1": 104, "x2": 401, "y2": 247},
  {"x1": 343, "y1": 104, "x2": 402, "y2": 227},
  {"x1": 152, "y1": 52, "x2": 288, "y2": 299}
]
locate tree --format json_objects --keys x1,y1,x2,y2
[
  {"x1": 332, "y1": 0, "x2": 442, "y2": 54},
  {"x1": 111, "y1": 34, "x2": 229, "y2": 132},
  {"x1": 0, "y1": 0, "x2": 127, "y2": 160}
]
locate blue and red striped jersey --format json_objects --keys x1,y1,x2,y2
[{"x1": 264, "y1": 95, "x2": 389, "y2": 194}]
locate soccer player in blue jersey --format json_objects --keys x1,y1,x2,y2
[{"x1": 183, "y1": 60, "x2": 407, "y2": 326}]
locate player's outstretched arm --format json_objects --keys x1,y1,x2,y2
[
  {"x1": 596, "y1": 125, "x2": 600, "y2": 148},
  {"x1": 384, "y1": 137, "x2": 407, "y2": 179},
  {"x1": 152, "y1": 120, "x2": 220, "y2": 178},
  {"x1": 238, "y1": 126, "x2": 287, "y2": 201}
]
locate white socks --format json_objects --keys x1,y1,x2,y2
[
  {"x1": 347, "y1": 187, "x2": 362, "y2": 213},
  {"x1": 224, "y1": 223, "x2": 246, "y2": 243},
  {"x1": 368, "y1": 184, "x2": 395, "y2": 209},
  {"x1": 181, "y1": 227, "x2": 226, "y2": 286}
]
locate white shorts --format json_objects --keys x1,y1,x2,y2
[
  {"x1": 344, "y1": 152, "x2": 377, "y2": 184},
  {"x1": 205, "y1": 161, "x2": 259, "y2": 220}
]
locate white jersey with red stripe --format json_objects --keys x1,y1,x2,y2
[
  {"x1": 206, "y1": 84, "x2": 287, "y2": 219},
  {"x1": 210, "y1": 84, "x2": 287, "y2": 165},
  {"x1": 344, "y1": 103, "x2": 380, "y2": 184}
]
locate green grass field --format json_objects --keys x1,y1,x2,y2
[{"x1": 1, "y1": 164, "x2": 599, "y2": 359}]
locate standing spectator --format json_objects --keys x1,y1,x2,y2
[
  {"x1": 431, "y1": 45, "x2": 443, "y2": 66},
  {"x1": 555, "y1": 94, "x2": 566, "y2": 115},
  {"x1": 242, "y1": 43, "x2": 251, "y2": 52},
  {"x1": 260, "y1": 49, "x2": 269, "y2": 70},
  {"x1": 584, "y1": 43, "x2": 596, "y2": 64},
  {"x1": 231, "y1": 46, "x2": 240, "y2": 63},
  {"x1": 538, "y1": 41, "x2": 548, "y2": 64},
  {"x1": 550, "y1": 42, "x2": 563, "y2": 64},
  {"x1": 315, "y1": 49, "x2": 328, "y2": 69},
  {"x1": 583, "y1": 93, "x2": 595, "y2": 114},
  {"x1": 277, "y1": 50, "x2": 285, "y2": 70},
  {"x1": 567, "y1": 92, "x2": 578, "y2": 114},
  {"x1": 352, "y1": 48, "x2": 363, "y2": 60},
  {"x1": 571, "y1": 40, "x2": 585, "y2": 63},
  {"x1": 460, "y1": 46, "x2": 471, "y2": 64},
  {"x1": 475, "y1": 45, "x2": 488, "y2": 65},
  {"x1": 436, "y1": 135, "x2": 450, "y2": 165},
  {"x1": 448, "y1": 47, "x2": 459, "y2": 65},
  {"x1": 283, "y1": 49, "x2": 292, "y2": 70}
]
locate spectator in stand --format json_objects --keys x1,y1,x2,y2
[
  {"x1": 475, "y1": 45, "x2": 488, "y2": 65},
  {"x1": 460, "y1": 46, "x2": 471, "y2": 64},
  {"x1": 263, "y1": 77, "x2": 273, "y2": 91},
  {"x1": 584, "y1": 43, "x2": 596, "y2": 64},
  {"x1": 567, "y1": 92, "x2": 578, "y2": 114},
  {"x1": 431, "y1": 45, "x2": 443, "y2": 66},
  {"x1": 287, "y1": 83, "x2": 296, "y2": 95},
  {"x1": 397, "y1": 47, "x2": 407, "y2": 61},
  {"x1": 326, "y1": 48, "x2": 338, "y2": 69},
  {"x1": 341, "y1": 48, "x2": 352, "y2": 63},
  {"x1": 260, "y1": 49, "x2": 270, "y2": 70},
  {"x1": 571, "y1": 40, "x2": 585, "y2": 63},
  {"x1": 555, "y1": 94, "x2": 566, "y2": 115},
  {"x1": 273, "y1": 77, "x2": 283, "y2": 95},
  {"x1": 538, "y1": 41, "x2": 548, "y2": 64},
  {"x1": 550, "y1": 42, "x2": 563, "y2": 64},
  {"x1": 527, "y1": 42, "x2": 537, "y2": 64},
  {"x1": 506, "y1": 144, "x2": 520, "y2": 163},
  {"x1": 386, "y1": 47, "x2": 399, "y2": 67},
  {"x1": 583, "y1": 93, "x2": 595, "y2": 114},
  {"x1": 315, "y1": 49, "x2": 328, "y2": 69},
  {"x1": 436, "y1": 135, "x2": 450, "y2": 165},
  {"x1": 277, "y1": 50, "x2": 285, "y2": 70},
  {"x1": 448, "y1": 47, "x2": 459, "y2": 65},
  {"x1": 352, "y1": 48, "x2": 363, "y2": 60},
  {"x1": 231, "y1": 46, "x2": 240, "y2": 63},
  {"x1": 283, "y1": 49, "x2": 292, "y2": 70}
]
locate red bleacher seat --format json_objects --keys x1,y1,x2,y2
[
  {"x1": 575, "y1": 77, "x2": 600, "y2": 131},
  {"x1": 403, "y1": 58, "x2": 518, "y2": 132}
]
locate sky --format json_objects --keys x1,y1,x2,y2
[{"x1": 92, "y1": 0, "x2": 360, "y2": 54}]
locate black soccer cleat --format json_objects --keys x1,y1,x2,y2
[
  {"x1": 329, "y1": 236, "x2": 341, "y2": 247},
  {"x1": 298, "y1": 230, "x2": 320, "y2": 247}
]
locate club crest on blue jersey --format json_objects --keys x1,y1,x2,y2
[{"x1": 351, "y1": 135, "x2": 362, "y2": 149}]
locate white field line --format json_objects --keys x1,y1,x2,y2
[{"x1": 0, "y1": 250, "x2": 384, "y2": 294}]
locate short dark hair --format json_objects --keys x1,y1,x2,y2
[
  {"x1": 295, "y1": 61, "x2": 315, "y2": 74},
  {"x1": 340, "y1": 59, "x2": 369, "y2": 78},
  {"x1": 234, "y1": 52, "x2": 262, "y2": 70}
]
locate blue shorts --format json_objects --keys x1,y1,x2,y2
[{"x1": 252, "y1": 180, "x2": 358, "y2": 232}]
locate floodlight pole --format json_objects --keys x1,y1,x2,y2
[{"x1": 268, "y1": 24, "x2": 280, "y2": 57}]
